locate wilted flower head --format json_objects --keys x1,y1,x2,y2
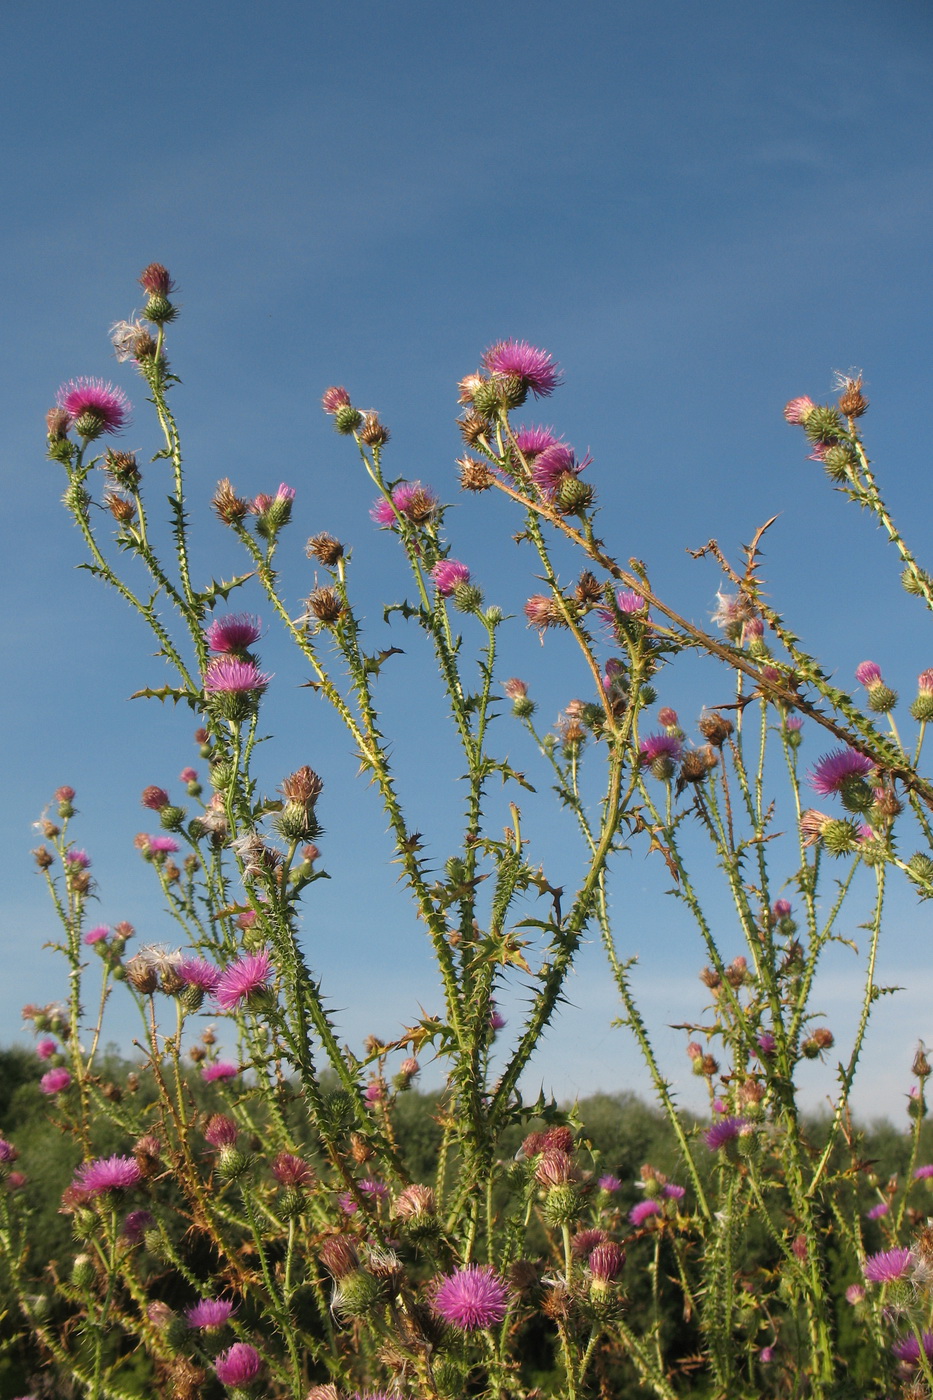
[
  {"x1": 204, "y1": 1114, "x2": 238, "y2": 1147},
  {"x1": 214, "y1": 950, "x2": 272, "y2": 1010},
  {"x1": 809, "y1": 747, "x2": 874, "y2": 795},
  {"x1": 73, "y1": 1155, "x2": 142, "y2": 1197},
  {"x1": 205, "y1": 614, "x2": 263, "y2": 653},
  {"x1": 214, "y1": 1342, "x2": 262, "y2": 1387},
  {"x1": 110, "y1": 319, "x2": 152, "y2": 362},
  {"x1": 588, "y1": 1241, "x2": 625, "y2": 1283},
  {"x1": 783, "y1": 396, "x2": 816, "y2": 425},
  {"x1": 482, "y1": 341, "x2": 562, "y2": 398},
  {"x1": 433, "y1": 1264, "x2": 511, "y2": 1331},
  {"x1": 56, "y1": 378, "x2": 131, "y2": 438},
  {"x1": 139, "y1": 263, "x2": 176, "y2": 296},
  {"x1": 186, "y1": 1298, "x2": 236, "y2": 1330}
]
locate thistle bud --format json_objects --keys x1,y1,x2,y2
[
  {"x1": 554, "y1": 475, "x2": 595, "y2": 515},
  {"x1": 913, "y1": 1044, "x2": 931, "y2": 1079},
  {"x1": 71, "y1": 1253, "x2": 96, "y2": 1288},
  {"x1": 333, "y1": 404, "x2": 363, "y2": 435}
]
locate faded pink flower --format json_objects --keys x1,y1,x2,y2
[
  {"x1": 370, "y1": 479, "x2": 439, "y2": 527},
  {"x1": 855, "y1": 660, "x2": 883, "y2": 687},
  {"x1": 146, "y1": 835, "x2": 179, "y2": 854},
  {"x1": 214, "y1": 950, "x2": 271, "y2": 1010},
  {"x1": 434, "y1": 1264, "x2": 511, "y2": 1330},
  {"x1": 589, "y1": 1241, "x2": 625, "y2": 1282},
  {"x1": 482, "y1": 341, "x2": 561, "y2": 398},
  {"x1": 56, "y1": 378, "x2": 131, "y2": 438},
  {"x1": 866, "y1": 1201, "x2": 889, "y2": 1220},
  {"x1": 204, "y1": 1114, "x2": 238, "y2": 1147},
  {"x1": 321, "y1": 386, "x2": 351, "y2": 414},
  {"x1": 205, "y1": 614, "x2": 263, "y2": 653},
  {"x1": 783, "y1": 396, "x2": 815, "y2": 424},
  {"x1": 121, "y1": 1208, "x2": 153, "y2": 1241},
  {"x1": 598, "y1": 1173, "x2": 622, "y2": 1192}
]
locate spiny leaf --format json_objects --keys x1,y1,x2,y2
[{"x1": 130, "y1": 684, "x2": 200, "y2": 709}]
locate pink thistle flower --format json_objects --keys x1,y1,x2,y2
[
  {"x1": 73, "y1": 1154, "x2": 142, "y2": 1196},
  {"x1": 337, "y1": 1191, "x2": 358, "y2": 1214},
  {"x1": 918, "y1": 669, "x2": 933, "y2": 694},
  {"x1": 272, "y1": 1152, "x2": 313, "y2": 1187},
  {"x1": 785, "y1": 716, "x2": 803, "y2": 733},
  {"x1": 893, "y1": 1331, "x2": 933, "y2": 1363},
  {"x1": 370, "y1": 479, "x2": 439, "y2": 527},
  {"x1": 141, "y1": 786, "x2": 170, "y2": 810},
  {"x1": 146, "y1": 836, "x2": 179, "y2": 854},
  {"x1": 863, "y1": 1247, "x2": 913, "y2": 1283},
  {"x1": 83, "y1": 926, "x2": 109, "y2": 945},
  {"x1": 205, "y1": 614, "x2": 263, "y2": 653},
  {"x1": 202, "y1": 1062, "x2": 239, "y2": 1083},
  {"x1": 759, "y1": 1346, "x2": 775, "y2": 1363},
  {"x1": 866, "y1": 1201, "x2": 889, "y2": 1220},
  {"x1": 662, "y1": 1183, "x2": 686, "y2": 1200},
  {"x1": 845, "y1": 1283, "x2": 865, "y2": 1304},
  {"x1": 65, "y1": 849, "x2": 91, "y2": 868},
  {"x1": 121, "y1": 1208, "x2": 153, "y2": 1242},
  {"x1": 571, "y1": 1228, "x2": 607, "y2": 1257},
  {"x1": 598, "y1": 1173, "x2": 622, "y2": 1192},
  {"x1": 179, "y1": 767, "x2": 198, "y2": 783},
  {"x1": 204, "y1": 658, "x2": 271, "y2": 694},
  {"x1": 321, "y1": 386, "x2": 351, "y2": 414},
  {"x1": 214, "y1": 950, "x2": 272, "y2": 1010},
  {"x1": 773, "y1": 899, "x2": 793, "y2": 918},
  {"x1": 358, "y1": 1178, "x2": 390, "y2": 1202},
  {"x1": 513, "y1": 424, "x2": 560, "y2": 459},
  {"x1": 178, "y1": 957, "x2": 221, "y2": 993},
  {"x1": 783, "y1": 396, "x2": 816, "y2": 424},
  {"x1": 214, "y1": 1342, "x2": 262, "y2": 1387},
  {"x1": 204, "y1": 1114, "x2": 238, "y2": 1147},
  {"x1": 588, "y1": 1241, "x2": 625, "y2": 1283},
  {"x1": 489, "y1": 1009, "x2": 506, "y2": 1031},
  {"x1": 431, "y1": 559, "x2": 471, "y2": 596},
  {"x1": 616, "y1": 590, "x2": 646, "y2": 613},
  {"x1": 433, "y1": 1264, "x2": 511, "y2": 1331},
  {"x1": 914, "y1": 1164, "x2": 933, "y2": 1179},
  {"x1": 809, "y1": 747, "x2": 874, "y2": 795},
  {"x1": 629, "y1": 1199, "x2": 661, "y2": 1227},
  {"x1": 35, "y1": 1039, "x2": 57, "y2": 1060},
  {"x1": 56, "y1": 378, "x2": 131, "y2": 438},
  {"x1": 139, "y1": 263, "x2": 176, "y2": 296},
  {"x1": 756, "y1": 1032, "x2": 777, "y2": 1055},
  {"x1": 0, "y1": 1140, "x2": 17, "y2": 1163},
  {"x1": 40, "y1": 1068, "x2": 71, "y2": 1095},
  {"x1": 186, "y1": 1298, "x2": 236, "y2": 1330},
  {"x1": 704, "y1": 1116, "x2": 752, "y2": 1151},
  {"x1": 855, "y1": 660, "x2": 883, "y2": 687},
  {"x1": 529, "y1": 441, "x2": 587, "y2": 497},
  {"x1": 639, "y1": 732, "x2": 682, "y2": 781},
  {"x1": 482, "y1": 341, "x2": 562, "y2": 398}
]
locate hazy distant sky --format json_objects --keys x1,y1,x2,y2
[{"x1": 4, "y1": 0, "x2": 933, "y2": 1119}]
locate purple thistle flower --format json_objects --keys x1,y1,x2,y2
[
  {"x1": 215, "y1": 950, "x2": 271, "y2": 1010},
  {"x1": 433, "y1": 1264, "x2": 511, "y2": 1331},
  {"x1": 756, "y1": 1032, "x2": 777, "y2": 1055},
  {"x1": 0, "y1": 1139, "x2": 16, "y2": 1163},
  {"x1": 186, "y1": 1297, "x2": 236, "y2": 1330},
  {"x1": 514, "y1": 424, "x2": 560, "y2": 458},
  {"x1": 855, "y1": 660, "x2": 883, "y2": 687},
  {"x1": 431, "y1": 559, "x2": 471, "y2": 596},
  {"x1": 83, "y1": 926, "x2": 109, "y2": 945},
  {"x1": 530, "y1": 442, "x2": 586, "y2": 497},
  {"x1": 205, "y1": 613, "x2": 263, "y2": 653},
  {"x1": 893, "y1": 1331, "x2": 933, "y2": 1363},
  {"x1": 121, "y1": 1208, "x2": 153, "y2": 1242},
  {"x1": 809, "y1": 747, "x2": 874, "y2": 795},
  {"x1": 203, "y1": 658, "x2": 271, "y2": 694},
  {"x1": 773, "y1": 899, "x2": 793, "y2": 918},
  {"x1": 845, "y1": 1283, "x2": 865, "y2": 1304},
  {"x1": 482, "y1": 340, "x2": 562, "y2": 398},
  {"x1": 65, "y1": 849, "x2": 91, "y2": 868},
  {"x1": 73, "y1": 1154, "x2": 142, "y2": 1196},
  {"x1": 639, "y1": 732, "x2": 682, "y2": 781},
  {"x1": 40, "y1": 1067, "x2": 71, "y2": 1094},
  {"x1": 704, "y1": 1116, "x2": 752, "y2": 1151},
  {"x1": 214, "y1": 1342, "x2": 262, "y2": 1387},
  {"x1": 662, "y1": 1183, "x2": 686, "y2": 1200},
  {"x1": 919, "y1": 669, "x2": 933, "y2": 694},
  {"x1": 204, "y1": 1114, "x2": 238, "y2": 1147},
  {"x1": 866, "y1": 1201, "x2": 889, "y2": 1220},
  {"x1": 338, "y1": 1191, "x2": 358, "y2": 1214},
  {"x1": 785, "y1": 715, "x2": 803, "y2": 732},
  {"x1": 863, "y1": 1247, "x2": 913, "y2": 1283},
  {"x1": 914, "y1": 1164, "x2": 933, "y2": 1180},
  {"x1": 146, "y1": 835, "x2": 179, "y2": 854},
  {"x1": 616, "y1": 590, "x2": 647, "y2": 613},
  {"x1": 629, "y1": 1199, "x2": 661, "y2": 1227},
  {"x1": 35, "y1": 1039, "x2": 57, "y2": 1060},
  {"x1": 322, "y1": 386, "x2": 351, "y2": 413},
  {"x1": 178, "y1": 957, "x2": 221, "y2": 993},
  {"x1": 202, "y1": 1062, "x2": 239, "y2": 1083},
  {"x1": 56, "y1": 377, "x2": 131, "y2": 437},
  {"x1": 358, "y1": 1178, "x2": 390, "y2": 1201},
  {"x1": 759, "y1": 1346, "x2": 775, "y2": 1363},
  {"x1": 370, "y1": 479, "x2": 439, "y2": 527},
  {"x1": 598, "y1": 1173, "x2": 622, "y2": 1192},
  {"x1": 588, "y1": 1241, "x2": 625, "y2": 1283}
]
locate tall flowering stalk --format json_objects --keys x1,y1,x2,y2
[{"x1": 6, "y1": 275, "x2": 933, "y2": 1399}]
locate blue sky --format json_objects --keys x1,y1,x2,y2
[{"x1": 3, "y1": 0, "x2": 933, "y2": 1119}]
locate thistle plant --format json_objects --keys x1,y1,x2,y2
[{"x1": 4, "y1": 269, "x2": 933, "y2": 1398}]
